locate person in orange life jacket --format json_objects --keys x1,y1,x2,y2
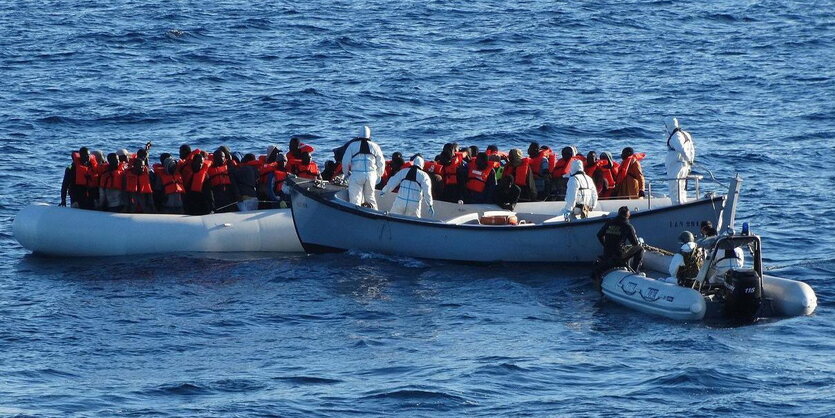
[
  {"x1": 286, "y1": 137, "x2": 314, "y2": 172},
  {"x1": 503, "y1": 148, "x2": 535, "y2": 201},
  {"x1": 295, "y1": 152, "x2": 321, "y2": 180},
  {"x1": 60, "y1": 147, "x2": 98, "y2": 209},
  {"x1": 153, "y1": 156, "x2": 185, "y2": 214},
  {"x1": 97, "y1": 153, "x2": 126, "y2": 212},
  {"x1": 124, "y1": 156, "x2": 156, "y2": 213},
  {"x1": 88, "y1": 150, "x2": 106, "y2": 205},
  {"x1": 463, "y1": 152, "x2": 497, "y2": 204},
  {"x1": 527, "y1": 142, "x2": 552, "y2": 201},
  {"x1": 437, "y1": 143, "x2": 463, "y2": 202},
  {"x1": 183, "y1": 154, "x2": 213, "y2": 216},
  {"x1": 116, "y1": 148, "x2": 130, "y2": 165},
  {"x1": 563, "y1": 159, "x2": 598, "y2": 220},
  {"x1": 233, "y1": 153, "x2": 260, "y2": 211},
  {"x1": 493, "y1": 174, "x2": 521, "y2": 211},
  {"x1": 593, "y1": 152, "x2": 620, "y2": 198},
  {"x1": 266, "y1": 153, "x2": 291, "y2": 208},
  {"x1": 151, "y1": 152, "x2": 172, "y2": 210},
  {"x1": 467, "y1": 146, "x2": 479, "y2": 162},
  {"x1": 550, "y1": 146, "x2": 575, "y2": 200},
  {"x1": 379, "y1": 152, "x2": 406, "y2": 189},
  {"x1": 614, "y1": 147, "x2": 646, "y2": 199},
  {"x1": 208, "y1": 149, "x2": 239, "y2": 213},
  {"x1": 585, "y1": 151, "x2": 598, "y2": 175},
  {"x1": 254, "y1": 145, "x2": 281, "y2": 205}
]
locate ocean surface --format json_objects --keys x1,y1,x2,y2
[{"x1": 2, "y1": 0, "x2": 834, "y2": 416}]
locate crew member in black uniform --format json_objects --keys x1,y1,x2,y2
[{"x1": 596, "y1": 206, "x2": 644, "y2": 272}]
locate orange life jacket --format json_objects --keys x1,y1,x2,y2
[
  {"x1": 124, "y1": 168, "x2": 153, "y2": 194},
  {"x1": 293, "y1": 162, "x2": 320, "y2": 179},
  {"x1": 504, "y1": 158, "x2": 531, "y2": 187},
  {"x1": 441, "y1": 155, "x2": 463, "y2": 185},
  {"x1": 208, "y1": 165, "x2": 232, "y2": 187},
  {"x1": 188, "y1": 164, "x2": 211, "y2": 192},
  {"x1": 272, "y1": 169, "x2": 288, "y2": 193},
  {"x1": 71, "y1": 152, "x2": 98, "y2": 187},
  {"x1": 153, "y1": 164, "x2": 184, "y2": 195},
  {"x1": 99, "y1": 167, "x2": 124, "y2": 191},
  {"x1": 466, "y1": 164, "x2": 493, "y2": 193},
  {"x1": 615, "y1": 153, "x2": 646, "y2": 185},
  {"x1": 528, "y1": 148, "x2": 555, "y2": 175}
]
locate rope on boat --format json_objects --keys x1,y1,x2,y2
[{"x1": 642, "y1": 244, "x2": 674, "y2": 256}]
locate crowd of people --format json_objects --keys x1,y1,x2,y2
[{"x1": 60, "y1": 120, "x2": 695, "y2": 218}]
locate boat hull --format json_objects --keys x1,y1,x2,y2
[
  {"x1": 601, "y1": 269, "x2": 707, "y2": 320},
  {"x1": 288, "y1": 180, "x2": 725, "y2": 263},
  {"x1": 13, "y1": 203, "x2": 303, "y2": 257}
]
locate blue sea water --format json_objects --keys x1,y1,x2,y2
[{"x1": 1, "y1": 0, "x2": 834, "y2": 416}]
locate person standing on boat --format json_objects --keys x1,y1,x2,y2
[
  {"x1": 97, "y1": 153, "x2": 126, "y2": 212},
  {"x1": 563, "y1": 160, "x2": 598, "y2": 220},
  {"x1": 380, "y1": 156, "x2": 434, "y2": 218},
  {"x1": 60, "y1": 147, "x2": 99, "y2": 209},
  {"x1": 664, "y1": 118, "x2": 695, "y2": 204},
  {"x1": 342, "y1": 125, "x2": 385, "y2": 209},
  {"x1": 614, "y1": 147, "x2": 645, "y2": 199},
  {"x1": 596, "y1": 206, "x2": 643, "y2": 272}
]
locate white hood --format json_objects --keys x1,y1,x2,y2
[
  {"x1": 666, "y1": 117, "x2": 680, "y2": 133},
  {"x1": 412, "y1": 156, "x2": 424, "y2": 169},
  {"x1": 569, "y1": 159, "x2": 584, "y2": 174},
  {"x1": 680, "y1": 241, "x2": 697, "y2": 253},
  {"x1": 359, "y1": 125, "x2": 371, "y2": 139}
]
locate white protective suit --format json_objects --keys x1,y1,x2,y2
[
  {"x1": 665, "y1": 118, "x2": 696, "y2": 205},
  {"x1": 381, "y1": 156, "x2": 434, "y2": 218},
  {"x1": 668, "y1": 241, "x2": 698, "y2": 277},
  {"x1": 341, "y1": 126, "x2": 385, "y2": 209},
  {"x1": 709, "y1": 247, "x2": 745, "y2": 284},
  {"x1": 563, "y1": 159, "x2": 598, "y2": 218}
]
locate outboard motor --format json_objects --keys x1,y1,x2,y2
[{"x1": 722, "y1": 269, "x2": 762, "y2": 321}]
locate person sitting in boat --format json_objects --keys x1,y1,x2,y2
[
  {"x1": 614, "y1": 147, "x2": 646, "y2": 199},
  {"x1": 696, "y1": 224, "x2": 746, "y2": 285},
  {"x1": 503, "y1": 149, "x2": 535, "y2": 201},
  {"x1": 183, "y1": 154, "x2": 213, "y2": 215},
  {"x1": 550, "y1": 146, "x2": 576, "y2": 200},
  {"x1": 232, "y1": 153, "x2": 260, "y2": 211},
  {"x1": 124, "y1": 154, "x2": 156, "y2": 213},
  {"x1": 286, "y1": 137, "x2": 315, "y2": 173},
  {"x1": 662, "y1": 231, "x2": 703, "y2": 285},
  {"x1": 292, "y1": 152, "x2": 321, "y2": 180},
  {"x1": 528, "y1": 142, "x2": 553, "y2": 201},
  {"x1": 342, "y1": 125, "x2": 385, "y2": 209},
  {"x1": 208, "y1": 149, "x2": 240, "y2": 213},
  {"x1": 591, "y1": 152, "x2": 620, "y2": 199},
  {"x1": 437, "y1": 143, "x2": 463, "y2": 202},
  {"x1": 563, "y1": 160, "x2": 598, "y2": 220},
  {"x1": 379, "y1": 152, "x2": 406, "y2": 189},
  {"x1": 266, "y1": 153, "x2": 290, "y2": 208},
  {"x1": 380, "y1": 156, "x2": 434, "y2": 218},
  {"x1": 152, "y1": 155, "x2": 185, "y2": 214},
  {"x1": 494, "y1": 174, "x2": 521, "y2": 211},
  {"x1": 97, "y1": 153, "x2": 126, "y2": 213},
  {"x1": 60, "y1": 147, "x2": 99, "y2": 209},
  {"x1": 462, "y1": 152, "x2": 497, "y2": 204},
  {"x1": 596, "y1": 206, "x2": 643, "y2": 272},
  {"x1": 665, "y1": 117, "x2": 696, "y2": 205}
]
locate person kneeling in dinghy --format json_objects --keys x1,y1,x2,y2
[
  {"x1": 596, "y1": 206, "x2": 644, "y2": 272},
  {"x1": 380, "y1": 155, "x2": 434, "y2": 218},
  {"x1": 658, "y1": 231, "x2": 704, "y2": 285},
  {"x1": 563, "y1": 159, "x2": 597, "y2": 221}
]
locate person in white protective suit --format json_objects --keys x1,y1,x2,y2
[
  {"x1": 562, "y1": 159, "x2": 598, "y2": 220},
  {"x1": 658, "y1": 231, "x2": 700, "y2": 284},
  {"x1": 665, "y1": 117, "x2": 696, "y2": 205},
  {"x1": 709, "y1": 246, "x2": 745, "y2": 285},
  {"x1": 380, "y1": 155, "x2": 434, "y2": 218},
  {"x1": 341, "y1": 125, "x2": 386, "y2": 209}
]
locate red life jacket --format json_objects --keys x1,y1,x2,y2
[
  {"x1": 466, "y1": 164, "x2": 492, "y2": 193},
  {"x1": 333, "y1": 163, "x2": 343, "y2": 176},
  {"x1": 124, "y1": 167, "x2": 153, "y2": 194},
  {"x1": 153, "y1": 164, "x2": 184, "y2": 195},
  {"x1": 504, "y1": 158, "x2": 531, "y2": 187},
  {"x1": 99, "y1": 167, "x2": 124, "y2": 191},
  {"x1": 272, "y1": 169, "x2": 288, "y2": 193},
  {"x1": 594, "y1": 160, "x2": 620, "y2": 196},
  {"x1": 528, "y1": 148, "x2": 555, "y2": 175},
  {"x1": 615, "y1": 153, "x2": 646, "y2": 185},
  {"x1": 425, "y1": 161, "x2": 441, "y2": 176},
  {"x1": 208, "y1": 165, "x2": 232, "y2": 187},
  {"x1": 293, "y1": 162, "x2": 320, "y2": 179},
  {"x1": 442, "y1": 155, "x2": 463, "y2": 185},
  {"x1": 71, "y1": 152, "x2": 98, "y2": 187}
]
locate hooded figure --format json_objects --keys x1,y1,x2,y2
[
  {"x1": 665, "y1": 231, "x2": 701, "y2": 283},
  {"x1": 563, "y1": 159, "x2": 598, "y2": 219},
  {"x1": 664, "y1": 117, "x2": 696, "y2": 204},
  {"x1": 381, "y1": 156, "x2": 434, "y2": 218},
  {"x1": 341, "y1": 125, "x2": 385, "y2": 209}
]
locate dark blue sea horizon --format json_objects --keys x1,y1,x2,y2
[{"x1": 1, "y1": 1, "x2": 833, "y2": 416}]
